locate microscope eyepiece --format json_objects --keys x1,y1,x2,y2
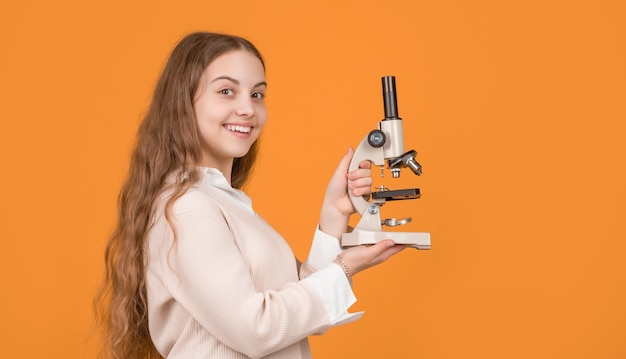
[{"x1": 382, "y1": 76, "x2": 400, "y2": 120}]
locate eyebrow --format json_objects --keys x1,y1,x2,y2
[{"x1": 210, "y1": 75, "x2": 267, "y2": 88}]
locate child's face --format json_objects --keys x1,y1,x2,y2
[{"x1": 194, "y1": 49, "x2": 267, "y2": 170}]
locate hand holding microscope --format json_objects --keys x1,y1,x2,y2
[{"x1": 341, "y1": 76, "x2": 431, "y2": 250}]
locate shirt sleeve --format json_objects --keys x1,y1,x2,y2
[
  {"x1": 301, "y1": 263, "x2": 364, "y2": 327},
  {"x1": 300, "y1": 227, "x2": 364, "y2": 327},
  {"x1": 307, "y1": 227, "x2": 344, "y2": 269}
]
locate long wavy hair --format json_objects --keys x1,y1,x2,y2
[{"x1": 93, "y1": 32, "x2": 265, "y2": 359}]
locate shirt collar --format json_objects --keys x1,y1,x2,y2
[{"x1": 200, "y1": 167, "x2": 254, "y2": 214}]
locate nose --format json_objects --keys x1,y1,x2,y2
[{"x1": 235, "y1": 96, "x2": 255, "y2": 117}]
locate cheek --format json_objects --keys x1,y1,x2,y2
[
  {"x1": 195, "y1": 101, "x2": 226, "y2": 127},
  {"x1": 256, "y1": 106, "x2": 268, "y2": 129}
]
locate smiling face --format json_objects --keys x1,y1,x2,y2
[{"x1": 194, "y1": 49, "x2": 267, "y2": 177}]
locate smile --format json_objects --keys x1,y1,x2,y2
[{"x1": 224, "y1": 124, "x2": 252, "y2": 134}]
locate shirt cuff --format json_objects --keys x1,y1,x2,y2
[
  {"x1": 301, "y1": 263, "x2": 364, "y2": 327},
  {"x1": 307, "y1": 226, "x2": 343, "y2": 270}
]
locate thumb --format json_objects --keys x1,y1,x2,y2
[
  {"x1": 366, "y1": 239, "x2": 396, "y2": 259},
  {"x1": 343, "y1": 239, "x2": 402, "y2": 276},
  {"x1": 331, "y1": 147, "x2": 354, "y2": 183}
]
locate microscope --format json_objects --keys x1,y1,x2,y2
[{"x1": 341, "y1": 76, "x2": 431, "y2": 249}]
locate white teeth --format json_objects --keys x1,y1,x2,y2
[{"x1": 225, "y1": 124, "x2": 252, "y2": 133}]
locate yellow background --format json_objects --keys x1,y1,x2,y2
[{"x1": 2, "y1": 0, "x2": 625, "y2": 358}]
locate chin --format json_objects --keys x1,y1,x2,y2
[
  {"x1": 232, "y1": 148, "x2": 253, "y2": 159},
  {"x1": 227, "y1": 139, "x2": 257, "y2": 159}
]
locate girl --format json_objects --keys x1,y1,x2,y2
[{"x1": 95, "y1": 32, "x2": 407, "y2": 359}]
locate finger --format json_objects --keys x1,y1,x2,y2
[
  {"x1": 347, "y1": 167, "x2": 372, "y2": 180},
  {"x1": 359, "y1": 160, "x2": 371, "y2": 169},
  {"x1": 349, "y1": 188, "x2": 367, "y2": 197},
  {"x1": 373, "y1": 244, "x2": 409, "y2": 262},
  {"x1": 348, "y1": 179, "x2": 373, "y2": 196},
  {"x1": 348, "y1": 175, "x2": 373, "y2": 187},
  {"x1": 363, "y1": 239, "x2": 397, "y2": 261}
]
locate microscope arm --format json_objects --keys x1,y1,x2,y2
[{"x1": 347, "y1": 135, "x2": 385, "y2": 217}]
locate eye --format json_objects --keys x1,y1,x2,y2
[
  {"x1": 252, "y1": 92, "x2": 265, "y2": 100},
  {"x1": 220, "y1": 88, "x2": 234, "y2": 96}
]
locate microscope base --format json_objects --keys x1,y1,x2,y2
[{"x1": 342, "y1": 229, "x2": 431, "y2": 250}]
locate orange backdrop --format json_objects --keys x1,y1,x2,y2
[{"x1": 2, "y1": 0, "x2": 625, "y2": 358}]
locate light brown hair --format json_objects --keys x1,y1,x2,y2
[{"x1": 93, "y1": 32, "x2": 265, "y2": 359}]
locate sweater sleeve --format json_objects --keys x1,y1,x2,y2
[{"x1": 150, "y1": 190, "x2": 331, "y2": 358}]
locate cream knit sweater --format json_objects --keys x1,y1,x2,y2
[{"x1": 146, "y1": 168, "x2": 359, "y2": 358}]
